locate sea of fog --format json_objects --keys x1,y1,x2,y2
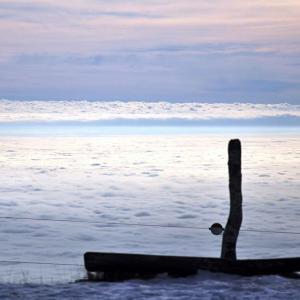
[{"x1": 0, "y1": 100, "x2": 299, "y2": 299}]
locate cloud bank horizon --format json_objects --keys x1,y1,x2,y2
[{"x1": 1, "y1": 100, "x2": 300, "y2": 127}]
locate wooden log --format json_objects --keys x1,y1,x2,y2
[
  {"x1": 83, "y1": 139, "x2": 300, "y2": 281},
  {"x1": 84, "y1": 252, "x2": 300, "y2": 281},
  {"x1": 221, "y1": 139, "x2": 243, "y2": 260}
]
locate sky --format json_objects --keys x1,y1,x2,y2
[{"x1": 0, "y1": 0, "x2": 299, "y2": 103}]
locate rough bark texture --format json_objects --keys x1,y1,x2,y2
[{"x1": 221, "y1": 139, "x2": 243, "y2": 260}]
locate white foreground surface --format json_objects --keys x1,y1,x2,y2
[{"x1": 0, "y1": 131, "x2": 299, "y2": 298}]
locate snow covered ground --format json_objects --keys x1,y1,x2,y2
[
  {"x1": 1, "y1": 272, "x2": 300, "y2": 300},
  {"x1": 0, "y1": 132, "x2": 299, "y2": 298}
]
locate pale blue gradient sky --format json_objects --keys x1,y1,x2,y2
[{"x1": 0, "y1": 0, "x2": 299, "y2": 103}]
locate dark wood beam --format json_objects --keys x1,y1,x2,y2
[{"x1": 221, "y1": 139, "x2": 243, "y2": 260}]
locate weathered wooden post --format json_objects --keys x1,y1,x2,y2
[
  {"x1": 221, "y1": 139, "x2": 243, "y2": 260},
  {"x1": 84, "y1": 138, "x2": 300, "y2": 279}
]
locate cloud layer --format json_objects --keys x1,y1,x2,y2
[
  {"x1": 1, "y1": 100, "x2": 300, "y2": 126},
  {"x1": 0, "y1": 1, "x2": 300, "y2": 103}
]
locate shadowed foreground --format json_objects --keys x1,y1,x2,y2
[{"x1": 1, "y1": 272, "x2": 300, "y2": 300}]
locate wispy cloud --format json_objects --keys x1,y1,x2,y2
[{"x1": 0, "y1": 0, "x2": 299, "y2": 102}]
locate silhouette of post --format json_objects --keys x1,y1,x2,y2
[
  {"x1": 84, "y1": 138, "x2": 300, "y2": 279},
  {"x1": 221, "y1": 139, "x2": 243, "y2": 260}
]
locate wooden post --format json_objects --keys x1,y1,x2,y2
[
  {"x1": 84, "y1": 137, "x2": 300, "y2": 279},
  {"x1": 221, "y1": 139, "x2": 243, "y2": 260}
]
